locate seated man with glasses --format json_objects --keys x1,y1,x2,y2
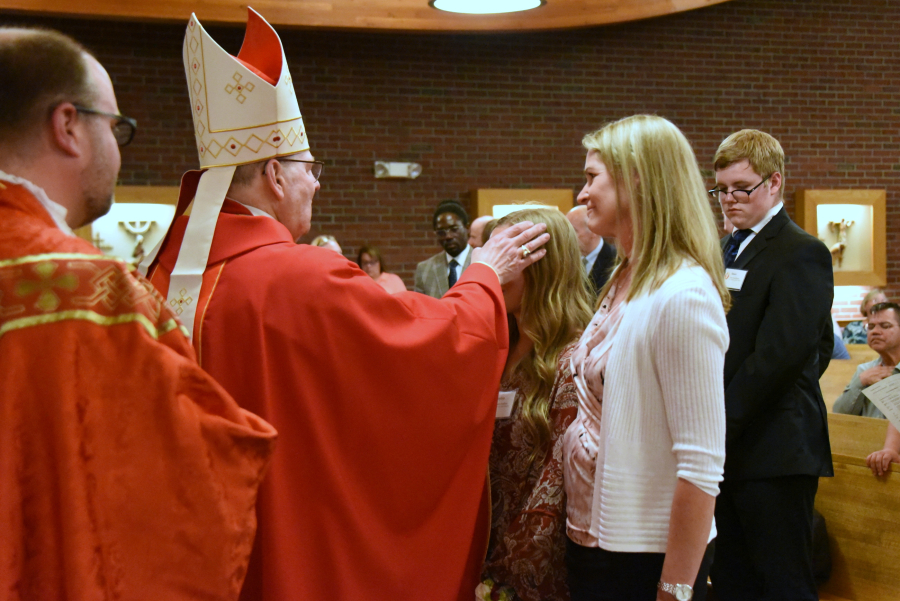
[
  {"x1": 834, "y1": 301, "x2": 900, "y2": 418},
  {"x1": 709, "y1": 129, "x2": 834, "y2": 601},
  {"x1": 414, "y1": 199, "x2": 473, "y2": 298},
  {"x1": 862, "y1": 304, "x2": 900, "y2": 478}
]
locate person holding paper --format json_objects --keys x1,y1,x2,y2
[
  {"x1": 834, "y1": 302, "x2": 900, "y2": 418},
  {"x1": 709, "y1": 130, "x2": 834, "y2": 601},
  {"x1": 478, "y1": 207, "x2": 594, "y2": 601}
]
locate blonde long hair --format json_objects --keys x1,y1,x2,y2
[
  {"x1": 495, "y1": 207, "x2": 594, "y2": 458},
  {"x1": 583, "y1": 115, "x2": 730, "y2": 310}
]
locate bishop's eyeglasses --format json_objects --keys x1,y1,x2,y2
[{"x1": 278, "y1": 158, "x2": 325, "y2": 182}]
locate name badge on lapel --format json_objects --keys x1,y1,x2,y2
[
  {"x1": 497, "y1": 390, "x2": 517, "y2": 419},
  {"x1": 725, "y1": 268, "x2": 748, "y2": 291}
]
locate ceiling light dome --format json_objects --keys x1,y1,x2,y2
[{"x1": 430, "y1": 0, "x2": 544, "y2": 15}]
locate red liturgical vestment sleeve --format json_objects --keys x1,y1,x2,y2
[{"x1": 150, "y1": 202, "x2": 508, "y2": 601}]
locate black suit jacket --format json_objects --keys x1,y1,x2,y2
[
  {"x1": 588, "y1": 240, "x2": 617, "y2": 295},
  {"x1": 722, "y1": 208, "x2": 834, "y2": 480}
]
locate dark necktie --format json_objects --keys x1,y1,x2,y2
[
  {"x1": 724, "y1": 229, "x2": 753, "y2": 268},
  {"x1": 448, "y1": 259, "x2": 459, "y2": 288}
]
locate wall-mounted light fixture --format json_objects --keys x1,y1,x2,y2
[
  {"x1": 429, "y1": 0, "x2": 544, "y2": 15},
  {"x1": 374, "y1": 161, "x2": 423, "y2": 179}
]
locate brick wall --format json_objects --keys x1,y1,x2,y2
[
  {"x1": 833, "y1": 286, "x2": 871, "y2": 324},
  {"x1": 7, "y1": 0, "x2": 898, "y2": 304}
]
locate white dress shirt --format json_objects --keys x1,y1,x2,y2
[
  {"x1": 735, "y1": 201, "x2": 784, "y2": 259},
  {"x1": 583, "y1": 238, "x2": 605, "y2": 273},
  {"x1": 233, "y1": 199, "x2": 275, "y2": 220},
  {"x1": 446, "y1": 245, "x2": 471, "y2": 281}
]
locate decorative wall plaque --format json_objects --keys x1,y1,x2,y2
[
  {"x1": 795, "y1": 189, "x2": 886, "y2": 286},
  {"x1": 74, "y1": 186, "x2": 180, "y2": 266}
]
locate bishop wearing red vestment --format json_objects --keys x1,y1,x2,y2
[{"x1": 146, "y1": 9, "x2": 549, "y2": 600}]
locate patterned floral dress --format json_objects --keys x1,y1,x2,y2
[{"x1": 481, "y1": 343, "x2": 578, "y2": 601}]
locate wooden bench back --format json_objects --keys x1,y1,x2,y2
[{"x1": 816, "y1": 413, "x2": 900, "y2": 600}]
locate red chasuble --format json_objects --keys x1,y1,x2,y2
[
  {"x1": 149, "y1": 200, "x2": 507, "y2": 601},
  {"x1": 0, "y1": 182, "x2": 277, "y2": 601}
]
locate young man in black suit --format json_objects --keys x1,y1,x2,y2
[{"x1": 709, "y1": 130, "x2": 834, "y2": 601}]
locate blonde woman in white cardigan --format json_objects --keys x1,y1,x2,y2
[{"x1": 563, "y1": 115, "x2": 730, "y2": 601}]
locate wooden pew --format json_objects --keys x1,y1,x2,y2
[{"x1": 816, "y1": 413, "x2": 900, "y2": 600}]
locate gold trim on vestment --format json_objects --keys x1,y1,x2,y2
[
  {"x1": 196, "y1": 260, "x2": 227, "y2": 366},
  {"x1": 0, "y1": 253, "x2": 116, "y2": 269},
  {"x1": 0, "y1": 309, "x2": 163, "y2": 340},
  {"x1": 158, "y1": 318, "x2": 182, "y2": 337}
]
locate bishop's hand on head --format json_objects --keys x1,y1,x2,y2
[{"x1": 472, "y1": 221, "x2": 549, "y2": 285}]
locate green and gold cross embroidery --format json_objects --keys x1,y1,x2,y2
[{"x1": 15, "y1": 261, "x2": 79, "y2": 312}]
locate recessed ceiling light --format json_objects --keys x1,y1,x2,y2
[{"x1": 430, "y1": 0, "x2": 545, "y2": 15}]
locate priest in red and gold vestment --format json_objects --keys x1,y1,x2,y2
[
  {"x1": 0, "y1": 28, "x2": 276, "y2": 600},
  {"x1": 145, "y1": 10, "x2": 549, "y2": 601}
]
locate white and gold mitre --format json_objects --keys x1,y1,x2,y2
[
  {"x1": 140, "y1": 8, "x2": 311, "y2": 341},
  {"x1": 183, "y1": 8, "x2": 309, "y2": 167}
]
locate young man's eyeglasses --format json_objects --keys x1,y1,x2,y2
[
  {"x1": 708, "y1": 174, "x2": 772, "y2": 203},
  {"x1": 278, "y1": 158, "x2": 325, "y2": 182},
  {"x1": 74, "y1": 105, "x2": 137, "y2": 147}
]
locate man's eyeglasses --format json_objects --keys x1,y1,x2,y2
[
  {"x1": 708, "y1": 174, "x2": 772, "y2": 203},
  {"x1": 74, "y1": 105, "x2": 137, "y2": 147},
  {"x1": 434, "y1": 224, "x2": 464, "y2": 238},
  {"x1": 278, "y1": 158, "x2": 324, "y2": 182}
]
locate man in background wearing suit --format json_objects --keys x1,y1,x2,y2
[
  {"x1": 567, "y1": 205, "x2": 616, "y2": 296},
  {"x1": 414, "y1": 200, "x2": 472, "y2": 298},
  {"x1": 709, "y1": 129, "x2": 834, "y2": 601}
]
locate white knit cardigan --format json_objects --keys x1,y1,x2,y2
[{"x1": 589, "y1": 262, "x2": 728, "y2": 553}]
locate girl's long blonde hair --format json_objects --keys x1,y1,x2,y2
[
  {"x1": 495, "y1": 206, "x2": 594, "y2": 459},
  {"x1": 583, "y1": 115, "x2": 730, "y2": 310}
]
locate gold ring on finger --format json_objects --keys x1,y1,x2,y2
[{"x1": 520, "y1": 244, "x2": 531, "y2": 258}]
